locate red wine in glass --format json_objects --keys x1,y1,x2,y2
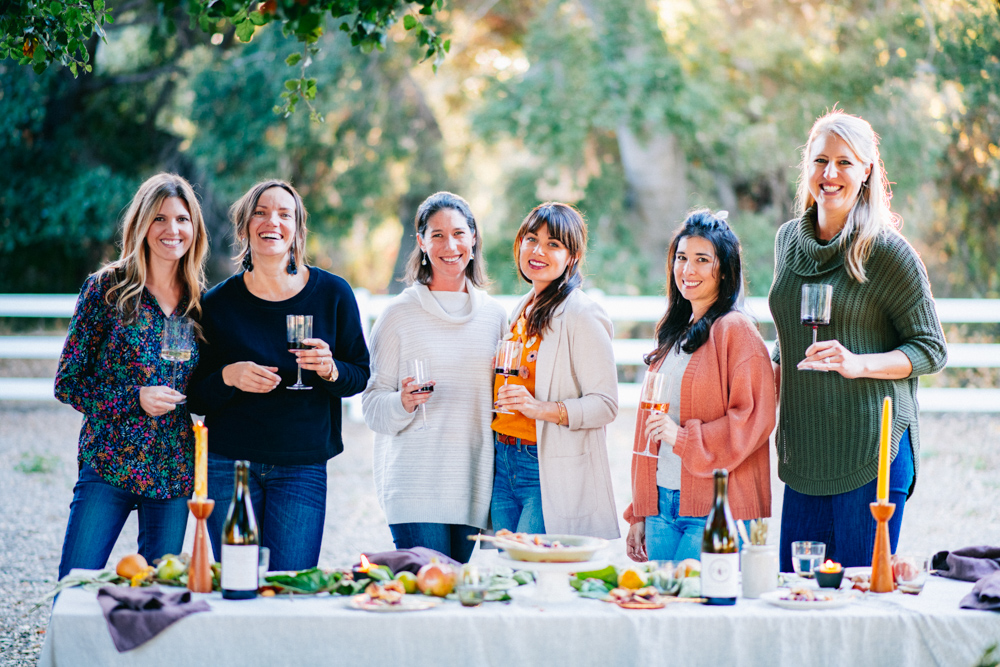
[
  {"x1": 286, "y1": 315, "x2": 314, "y2": 390},
  {"x1": 800, "y1": 284, "x2": 832, "y2": 371},
  {"x1": 492, "y1": 339, "x2": 523, "y2": 415}
]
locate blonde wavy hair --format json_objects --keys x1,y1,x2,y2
[
  {"x1": 98, "y1": 173, "x2": 208, "y2": 326},
  {"x1": 795, "y1": 110, "x2": 900, "y2": 283}
]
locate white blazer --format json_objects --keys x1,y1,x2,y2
[{"x1": 512, "y1": 288, "x2": 620, "y2": 539}]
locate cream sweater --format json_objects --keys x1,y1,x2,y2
[{"x1": 362, "y1": 282, "x2": 507, "y2": 528}]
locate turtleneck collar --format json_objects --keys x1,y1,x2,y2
[{"x1": 786, "y1": 207, "x2": 846, "y2": 277}]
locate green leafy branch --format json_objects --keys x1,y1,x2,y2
[{"x1": 0, "y1": 0, "x2": 114, "y2": 75}]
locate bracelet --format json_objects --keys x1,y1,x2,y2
[
  {"x1": 319, "y1": 361, "x2": 339, "y2": 383},
  {"x1": 556, "y1": 401, "x2": 568, "y2": 426}
]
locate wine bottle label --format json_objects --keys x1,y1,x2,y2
[
  {"x1": 222, "y1": 544, "x2": 259, "y2": 591},
  {"x1": 700, "y1": 552, "x2": 739, "y2": 598}
]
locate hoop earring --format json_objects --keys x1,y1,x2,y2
[
  {"x1": 242, "y1": 247, "x2": 253, "y2": 272},
  {"x1": 421, "y1": 253, "x2": 427, "y2": 266},
  {"x1": 287, "y1": 246, "x2": 298, "y2": 275}
]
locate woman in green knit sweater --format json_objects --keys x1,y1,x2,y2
[{"x1": 769, "y1": 110, "x2": 948, "y2": 570}]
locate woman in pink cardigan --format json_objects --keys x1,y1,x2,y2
[{"x1": 624, "y1": 210, "x2": 775, "y2": 562}]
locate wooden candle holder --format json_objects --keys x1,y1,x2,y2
[
  {"x1": 187, "y1": 498, "x2": 215, "y2": 593},
  {"x1": 869, "y1": 501, "x2": 896, "y2": 593}
]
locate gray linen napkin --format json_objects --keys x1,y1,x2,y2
[
  {"x1": 932, "y1": 545, "x2": 1000, "y2": 582},
  {"x1": 97, "y1": 585, "x2": 210, "y2": 652},
  {"x1": 358, "y1": 547, "x2": 460, "y2": 574},
  {"x1": 959, "y1": 571, "x2": 1000, "y2": 612}
]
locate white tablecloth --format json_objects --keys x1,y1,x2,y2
[{"x1": 40, "y1": 575, "x2": 1000, "y2": 667}]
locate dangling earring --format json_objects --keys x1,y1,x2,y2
[
  {"x1": 287, "y1": 246, "x2": 298, "y2": 275},
  {"x1": 242, "y1": 247, "x2": 253, "y2": 272},
  {"x1": 421, "y1": 252, "x2": 427, "y2": 266},
  {"x1": 469, "y1": 251, "x2": 475, "y2": 260}
]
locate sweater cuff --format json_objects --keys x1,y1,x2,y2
[
  {"x1": 897, "y1": 342, "x2": 942, "y2": 378},
  {"x1": 388, "y1": 391, "x2": 418, "y2": 428}
]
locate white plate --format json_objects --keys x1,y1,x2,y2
[
  {"x1": 759, "y1": 589, "x2": 855, "y2": 610},
  {"x1": 493, "y1": 534, "x2": 608, "y2": 563},
  {"x1": 348, "y1": 594, "x2": 441, "y2": 612}
]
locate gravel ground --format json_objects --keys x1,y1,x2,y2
[{"x1": 1, "y1": 403, "x2": 998, "y2": 666}]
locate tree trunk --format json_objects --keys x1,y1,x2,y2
[{"x1": 616, "y1": 123, "x2": 688, "y2": 266}]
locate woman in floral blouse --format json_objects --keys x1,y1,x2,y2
[{"x1": 55, "y1": 173, "x2": 209, "y2": 579}]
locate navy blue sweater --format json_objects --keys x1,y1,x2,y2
[{"x1": 189, "y1": 269, "x2": 370, "y2": 465}]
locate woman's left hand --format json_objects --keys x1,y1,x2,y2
[
  {"x1": 798, "y1": 339, "x2": 865, "y2": 378},
  {"x1": 495, "y1": 383, "x2": 548, "y2": 420},
  {"x1": 643, "y1": 410, "x2": 679, "y2": 448},
  {"x1": 294, "y1": 337, "x2": 337, "y2": 380}
]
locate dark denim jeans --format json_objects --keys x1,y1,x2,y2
[
  {"x1": 490, "y1": 433, "x2": 546, "y2": 534},
  {"x1": 389, "y1": 522, "x2": 479, "y2": 563},
  {"x1": 58, "y1": 464, "x2": 188, "y2": 580},
  {"x1": 206, "y1": 451, "x2": 327, "y2": 572},
  {"x1": 779, "y1": 429, "x2": 915, "y2": 571}
]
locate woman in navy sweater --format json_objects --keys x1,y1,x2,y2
[{"x1": 189, "y1": 180, "x2": 370, "y2": 571}]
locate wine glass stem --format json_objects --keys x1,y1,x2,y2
[
  {"x1": 420, "y1": 404, "x2": 428, "y2": 429},
  {"x1": 296, "y1": 362, "x2": 303, "y2": 386},
  {"x1": 171, "y1": 361, "x2": 178, "y2": 392},
  {"x1": 812, "y1": 326, "x2": 818, "y2": 346}
]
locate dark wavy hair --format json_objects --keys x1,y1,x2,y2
[
  {"x1": 404, "y1": 191, "x2": 487, "y2": 288},
  {"x1": 514, "y1": 202, "x2": 587, "y2": 338},
  {"x1": 645, "y1": 209, "x2": 745, "y2": 367}
]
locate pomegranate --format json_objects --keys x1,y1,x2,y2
[{"x1": 416, "y1": 560, "x2": 457, "y2": 597}]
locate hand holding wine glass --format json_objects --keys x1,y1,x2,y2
[
  {"x1": 160, "y1": 316, "x2": 195, "y2": 404},
  {"x1": 405, "y1": 359, "x2": 434, "y2": 431}
]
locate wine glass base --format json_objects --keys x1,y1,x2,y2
[
  {"x1": 633, "y1": 451, "x2": 659, "y2": 458},
  {"x1": 797, "y1": 367, "x2": 829, "y2": 373},
  {"x1": 492, "y1": 408, "x2": 515, "y2": 415},
  {"x1": 287, "y1": 385, "x2": 313, "y2": 391}
]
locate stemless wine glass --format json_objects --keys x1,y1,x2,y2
[
  {"x1": 286, "y1": 314, "x2": 314, "y2": 391},
  {"x1": 492, "y1": 339, "x2": 524, "y2": 415},
  {"x1": 407, "y1": 358, "x2": 433, "y2": 431},
  {"x1": 634, "y1": 370, "x2": 672, "y2": 458},
  {"x1": 800, "y1": 283, "x2": 833, "y2": 370},
  {"x1": 160, "y1": 316, "x2": 195, "y2": 404}
]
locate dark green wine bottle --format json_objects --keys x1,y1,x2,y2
[
  {"x1": 701, "y1": 469, "x2": 738, "y2": 605},
  {"x1": 221, "y1": 460, "x2": 259, "y2": 600}
]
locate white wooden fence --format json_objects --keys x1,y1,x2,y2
[{"x1": 2, "y1": 292, "x2": 999, "y2": 412}]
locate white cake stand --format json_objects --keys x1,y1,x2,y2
[{"x1": 494, "y1": 552, "x2": 609, "y2": 606}]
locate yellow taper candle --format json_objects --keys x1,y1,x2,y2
[
  {"x1": 876, "y1": 397, "x2": 892, "y2": 503},
  {"x1": 193, "y1": 420, "x2": 208, "y2": 500}
]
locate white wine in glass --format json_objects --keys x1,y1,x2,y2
[
  {"x1": 160, "y1": 316, "x2": 195, "y2": 404},
  {"x1": 635, "y1": 370, "x2": 671, "y2": 458}
]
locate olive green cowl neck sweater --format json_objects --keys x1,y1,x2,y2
[{"x1": 768, "y1": 210, "x2": 948, "y2": 496}]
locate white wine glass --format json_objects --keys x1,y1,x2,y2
[
  {"x1": 800, "y1": 283, "x2": 833, "y2": 371},
  {"x1": 160, "y1": 316, "x2": 195, "y2": 404},
  {"x1": 492, "y1": 339, "x2": 523, "y2": 415},
  {"x1": 286, "y1": 314, "x2": 314, "y2": 391},
  {"x1": 406, "y1": 358, "x2": 433, "y2": 431},
  {"x1": 635, "y1": 370, "x2": 671, "y2": 458}
]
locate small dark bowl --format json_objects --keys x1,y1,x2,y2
[{"x1": 814, "y1": 568, "x2": 844, "y2": 589}]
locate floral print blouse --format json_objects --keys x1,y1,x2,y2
[{"x1": 54, "y1": 271, "x2": 196, "y2": 499}]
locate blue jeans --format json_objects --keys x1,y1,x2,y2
[
  {"x1": 780, "y1": 429, "x2": 915, "y2": 571},
  {"x1": 206, "y1": 452, "x2": 327, "y2": 572},
  {"x1": 491, "y1": 434, "x2": 546, "y2": 534},
  {"x1": 645, "y1": 487, "x2": 707, "y2": 562},
  {"x1": 389, "y1": 523, "x2": 479, "y2": 564},
  {"x1": 58, "y1": 464, "x2": 188, "y2": 580}
]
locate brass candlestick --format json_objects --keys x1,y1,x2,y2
[
  {"x1": 187, "y1": 498, "x2": 215, "y2": 593},
  {"x1": 869, "y1": 501, "x2": 896, "y2": 593}
]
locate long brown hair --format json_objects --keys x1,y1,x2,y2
[
  {"x1": 513, "y1": 202, "x2": 587, "y2": 338},
  {"x1": 97, "y1": 173, "x2": 208, "y2": 326},
  {"x1": 230, "y1": 180, "x2": 308, "y2": 269}
]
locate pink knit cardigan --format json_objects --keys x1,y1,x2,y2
[{"x1": 624, "y1": 311, "x2": 776, "y2": 523}]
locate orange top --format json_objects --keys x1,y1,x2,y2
[{"x1": 492, "y1": 315, "x2": 542, "y2": 441}]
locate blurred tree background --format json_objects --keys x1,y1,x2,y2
[{"x1": 1, "y1": 0, "x2": 998, "y2": 300}]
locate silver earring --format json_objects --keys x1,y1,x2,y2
[
  {"x1": 469, "y1": 251, "x2": 475, "y2": 260},
  {"x1": 421, "y1": 253, "x2": 427, "y2": 266}
]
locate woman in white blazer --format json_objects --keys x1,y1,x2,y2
[{"x1": 492, "y1": 202, "x2": 620, "y2": 539}]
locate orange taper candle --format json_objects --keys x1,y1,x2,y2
[
  {"x1": 876, "y1": 397, "x2": 892, "y2": 503},
  {"x1": 193, "y1": 420, "x2": 208, "y2": 500}
]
